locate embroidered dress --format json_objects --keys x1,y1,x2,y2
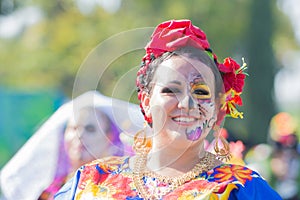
[{"x1": 55, "y1": 156, "x2": 282, "y2": 200}]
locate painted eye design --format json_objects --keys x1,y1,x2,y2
[{"x1": 191, "y1": 83, "x2": 211, "y2": 100}]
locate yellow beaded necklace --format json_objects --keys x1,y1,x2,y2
[{"x1": 132, "y1": 151, "x2": 216, "y2": 199}]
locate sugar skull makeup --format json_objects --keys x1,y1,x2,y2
[
  {"x1": 185, "y1": 74, "x2": 216, "y2": 141},
  {"x1": 143, "y1": 55, "x2": 218, "y2": 147}
]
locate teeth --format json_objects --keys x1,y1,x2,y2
[{"x1": 173, "y1": 117, "x2": 195, "y2": 122}]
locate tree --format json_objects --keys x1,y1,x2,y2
[{"x1": 245, "y1": 0, "x2": 277, "y2": 145}]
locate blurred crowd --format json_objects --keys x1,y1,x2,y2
[{"x1": 245, "y1": 112, "x2": 300, "y2": 200}]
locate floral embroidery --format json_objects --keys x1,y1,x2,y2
[
  {"x1": 64, "y1": 157, "x2": 278, "y2": 200},
  {"x1": 164, "y1": 179, "x2": 218, "y2": 200},
  {"x1": 214, "y1": 164, "x2": 253, "y2": 185},
  {"x1": 209, "y1": 183, "x2": 238, "y2": 200}
]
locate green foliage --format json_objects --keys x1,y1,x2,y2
[{"x1": 0, "y1": 0, "x2": 298, "y2": 147}]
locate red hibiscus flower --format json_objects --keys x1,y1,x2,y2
[
  {"x1": 219, "y1": 57, "x2": 246, "y2": 93},
  {"x1": 222, "y1": 73, "x2": 246, "y2": 93}
]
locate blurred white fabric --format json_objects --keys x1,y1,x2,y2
[{"x1": 0, "y1": 90, "x2": 144, "y2": 200}]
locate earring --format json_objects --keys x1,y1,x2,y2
[
  {"x1": 133, "y1": 122, "x2": 152, "y2": 155},
  {"x1": 213, "y1": 126, "x2": 231, "y2": 162}
]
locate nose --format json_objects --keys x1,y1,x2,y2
[
  {"x1": 76, "y1": 126, "x2": 85, "y2": 138},
  {"x1": 178, "y1": 95, "x2": 196, "y2": 111}
]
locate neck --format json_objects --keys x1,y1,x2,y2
[{"x1": 147, "y1": 141, "x2": 207, "y2": 175}]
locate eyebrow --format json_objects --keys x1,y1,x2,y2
[
  {"x1": 167, "y1": 80, "x2": 182, "y2": 85},
  {"x1": 191, "y1": 75, "x2": 206, "y2": 84}
]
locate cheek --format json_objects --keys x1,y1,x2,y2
[
  {"x1": 150, "y1": 97, "x2": 177, "y2": 118},
  {"x1": 150, "y1": 105, "x2": 167, "y2": 130},
  {"x1": 80, "y1": 135, "x2": 103, "y2": 157},
  {"x1": 204, "y1": 103, "x2": 215, "y2": 117},
  {"x1": 149, "y1": 98, "x2": 178, "y2": 132},
  {"x1": 64, "y1": 130, "x2": 77, "y2": 146},
  {"x1": 199, "y1": 102, "x2": 216, "y2": 120},
  {"x1": 82, "y1": 131, "x2": 104, "y2": 145}
]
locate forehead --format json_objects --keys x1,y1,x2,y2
[
  {"x1": 153, "y1": 55, "x2": 215, "y2": 86},
  {"x1": 70, "y1": 108, "x2": 109, "y2": 125}
]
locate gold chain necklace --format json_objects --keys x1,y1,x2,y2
[{"x1": 132, "y1": 151, "x2": 216, "y2": 200}]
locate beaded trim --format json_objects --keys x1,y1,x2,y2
[{"x1": 132, "y1": 151, "x2": 216, "y2": 199}]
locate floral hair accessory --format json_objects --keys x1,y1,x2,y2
[
  {"x1": 218, "y1": 57, "x2": 247, "y2": 120},
  {"x1": 136, "y1": 19, "x2": 247, "y2": 125}
]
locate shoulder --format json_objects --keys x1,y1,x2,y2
[
  {"x1": 84, "y1": 156, "x2": 130, "y2": 168},
  {"x1": 210, "y1": 163, "x2": 259, "y2": 183},
  {"x1": 79, "y1": 156, "x2": 130, "y2": 175},
  {"x1": 54, "y1": 156, "x2": 132, "y2": 199},
  {"x1": 208, "y1": 164, "x2": 282, "y2": 199}
]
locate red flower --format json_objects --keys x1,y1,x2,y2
[
  {"x1": 219, "y1": 57, "x2": 246, "y2": 93},
  {"x1": 226, "y1": 93, "x2": 243, "y2": 106},
  {"x1": 222, "y1": 73, "x2": 246, "y2": 93},
  {"x1": 218, "y1": 90, "x2": 244, "y2": 120},
  {"x1": 218, "y1": 57, "x2": 241, "y2": 73}
]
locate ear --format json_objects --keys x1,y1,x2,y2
[{"x1": 141, "y1": 91, "x2": 151, "y2": 118}]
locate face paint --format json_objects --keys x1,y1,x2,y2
[
  {"x1": 184, "y1": 74, "x2": 215, "y2": 141},
  {"x1": 191, "y1": 83, "x2": 211, "y2": 100},
  {"x1": 186, "y1": 126, "x2": 203, "y2": 141},
  {"x1": 185, "y1": 116, "x2": 214, "y2": 141}
]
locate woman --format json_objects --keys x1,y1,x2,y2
[
  {"x1": 0, "y1": 91, "x2": 142, "y2": 200},
  {"x1": 38, "y1": 105, "x2": 125, "y2": 200},
  {"x1": 55, "y1": 20, "x2": 282, "y2": 199}
]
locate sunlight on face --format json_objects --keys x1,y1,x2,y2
[
  {"x1": 64, "y1": 108, "x2": 112, "y2": 168},
  {"x1": 147, "y1": 55, "x2": 217, "y2": 149}
]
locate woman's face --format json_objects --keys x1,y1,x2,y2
[
  {"x1": 142, "y1": 55, "x2": 218, "y2": 149},
  {"x1": 64, "y1": 109, "x2": 112, "y2": 168}
]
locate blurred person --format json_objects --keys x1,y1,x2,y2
[
  {"x1": 38, "y1": 106, "x2": 123, "y2": 200},
  {"x1": 0, "y1": 91, "x2": 144, "y2": 200},
  {"x1": 268, "y1": 112, "x2": 300, "y2": 200},
  {"x1": 55, "y1": 19, "x2": 281, "y2": 199},
  {"x1": 244, "y1": 143, "x2": 274, "y2": 183},
  {"x1": 245, "y1": 112, "x2": 300, "y2": 199}
]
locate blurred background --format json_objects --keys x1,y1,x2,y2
[{"x1": 0, "y1": 0, "x2": 299, "y2": 196}]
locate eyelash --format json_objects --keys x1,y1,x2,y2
[
  {"x1": 161, "y1": 87, "x2": 181, "y2": 94},
  {"x1": 193, "y1": 89, "x2": 209, "y2": 96}
]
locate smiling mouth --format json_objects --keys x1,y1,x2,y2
[{"x1": 172, "y1": 117, "x2": 197, "y2": 123}]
